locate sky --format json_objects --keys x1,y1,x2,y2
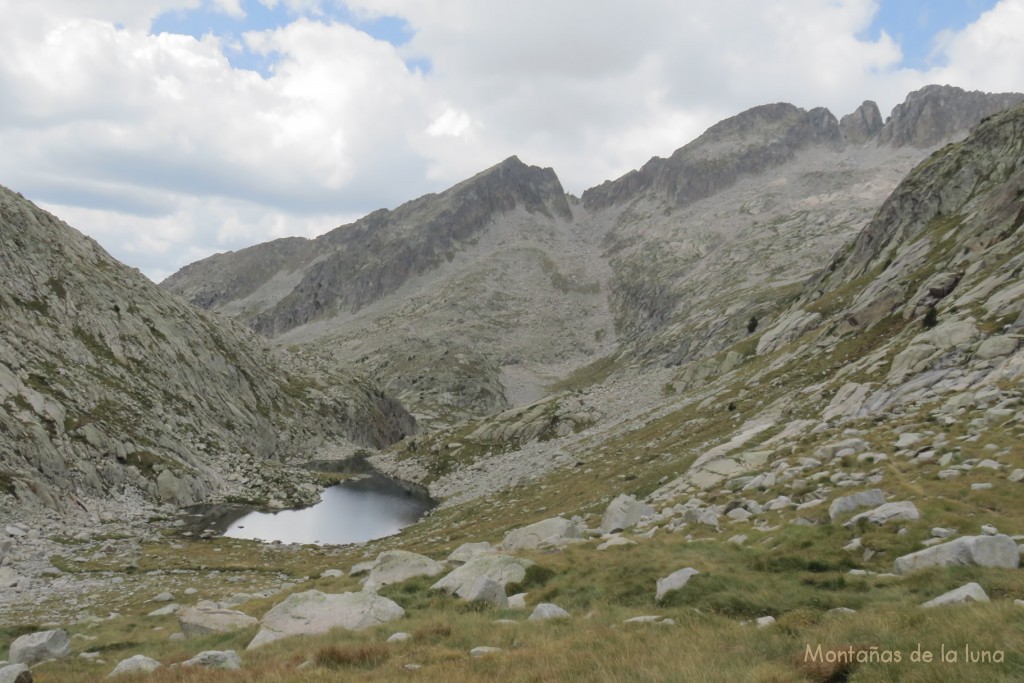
[{"x1": 1, "y1": 0, "x2": 1022, "y2": 282}]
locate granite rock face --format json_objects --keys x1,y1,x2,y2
[
  {"x1": 840, "y1": 100, "x2": 883, "y2": 144},
  {"x1": 0, "y1": 185, "x2": 414, "y2": 521},
  {"x1": 878, "y1": 85, "x2": 1024, "y2": 148}
]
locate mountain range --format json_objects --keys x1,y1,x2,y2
[{"x1": 2, "y1": 83, "x2": 1024, "y2": 681}]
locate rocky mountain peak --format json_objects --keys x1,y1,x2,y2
[
  {"x1": 878, "y1": 84, "x2": 1024, "y2": 148},
  {"x1": 164, "y1": 156, "x2": 574, "y2": 339},
  {"x1": 581, "y1": 101, "x2": 842, "y2": 211},
  {"x1": 840, "y1": 100, "x2": 883, "y2": 144}
]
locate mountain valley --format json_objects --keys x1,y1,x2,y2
[{"x1": 3, "y1": 84, "x2": 1024, "y2": 681}]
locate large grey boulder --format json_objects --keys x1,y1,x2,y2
[
  {"x1": 921, "y1": 582, "x2": 989, "y2": 608},
  {"x1": 247, "y1": 591, "x2": 405, "y2": 649},
  {"x1": 601, "y1": 494, "x2": 655, "y2": 533},
  {"x1": 178, "y1": 606, "x2": 258, "y2": 639},
  {"x1": 447, "y1": 542, "x2": 493, "y2": 565},
  {"x1": 8, "y1": 630, "x2": 70, "y2": 666},
  {"x1": 108, "y1": 655, "x2": 161, "y2": 678},
  {"x1": 362, "y1": 550, "x2": 445, "y2": 593},
  {"x1": 462, "y1": 577, "x2": 508, "y2": 608},
  {"x1": 431, "y1": 554, "x2": 535, "y2": 599},
  {"x1": 181, "y1": 650, "x2": 242, "y2": 669},
  {"x1": 894, "y1": 535, "x2": 1020, "y2": 574},
  {"x1": 844, "y1": 501, "x2": 919, "y2": 527},
  {"x1": 0, "y1": 664, "x2": 32, "y2": 683},
  {"x1": 655, "y1": 568, "x2": 700, "y2": 602},
  {"x1": 500, "y1": 516, "x2": 583, "y2": 551},
  {"x1": 828, "y1": 489, "x2": 886, "y2": 522}
]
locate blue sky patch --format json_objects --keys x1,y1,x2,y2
[
  {"x1": 150, "y1": 1, "x2": 422, "y2": 77},
  {"x1": 864, "y1": 0, "x2": 999, "y2": 69}
]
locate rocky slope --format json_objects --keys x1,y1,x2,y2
[
  {"x1": 165, "y1": 157, "x2": 614, "y2": 426},
  {"x1": 3, "y1": 91, "x2": 1024, "y2": 683},
  {"x1": 585, "y1": 85, "x2": 1024, "y2": 371},
  {"x1": 0, "y1": 187, "x2": 413, "y2": 525},
  {"x1": 163, "y1": 86, "x2": 1022, "y2": 431}
]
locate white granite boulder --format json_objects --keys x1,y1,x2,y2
[
  {"x1": 180, "y1": 650, "x2": 242, "y2": 669},
  {"x1": 601, "y1": 494, "x2": 655, "y2": 533},
  {"x1": 247, "y1": 591, "x2": 404, "y2": 649},
  {"x1": 178, "y1": 606, "x2": 258, "y2": 639},
  {"x1": 462, "y1": 576, "x2": 508, "y2": 608},
  {"x1": 844, "y1": 501, "x2": 919, "y2": 527},
  {"x1": 446, "y1": 542, "x2": 493, "y2": 565},
  {"x1": 655, "y1": 568, "x2": 700, "y2": 602},
  {"x1": 8, "y1": 630, "x2": 70, "y2": 666},
  {"x1": 921, "y1": 582, "x2": 989, "y2": 608},
  {"x1": 108, "y1": 655, "x2": 161, "y2": 678},
  {"x1": 528, "y1": 603, "x2": 570, "y2": 620},
  {"x1": 500, "y1": 517, "x2": 582, "y2": 551},
  {"x1": 362, "y1": 550, "x2": 445, "y2": 593},
  {"x1": 431, "y1": 554, "x2": 535, "y2": 599},
  {"x1": 0, "y1": 663, "x2": 32, "y2": 683},
  {"x1": 894, "y1": 535, "x2": 1020, "y2": 574},
  {"x1": 828, "y1": 489, "x2": 886, "y2": 522}
]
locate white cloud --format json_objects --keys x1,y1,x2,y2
[
  {"x1": 924, "y1": 0, "x2": 1024, "y2": 91},
  {"x1": 1, "y1": 0, "x2": 1023, "y2": 281}
]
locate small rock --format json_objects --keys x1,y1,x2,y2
[
  {"x1": 981, "y1": 525, "x2": 998, "y2": 536},
  {"x1": 828, "y1": 607, "x2": 856, "y2": 616},
  {"x1": 508, "y1": 593, "x2": 527, "y2": 610},
  {"x1": 108, "y1": 655, "x2": 161, "y2": 678},
  {"x1": 470, "y1": 647, "x2": 502, "y2": 657},
  {"x1": 528, "y1": 603, "x2": 570, "y2": 621},
  {"x1": 756, "y1": 616, "x2": 775, "y2": 628},
  {"x1": 921, "y1": 582, "x2": 989, "y2": 608},
  {"x1": 181, "y1": 651, "x2": 241, "y2": 670},
  {"x1": 320, "y1": 569, "x2": 344, "y2": 579},
  {"x1": 147, "y1": 603, "x2": 180, "y2": 617},
  {"x1": 151, "y1": 592, "x2": 174, "y2": 602},
  {"x1": 655, "y1": 568, "x2": 700, "y2": 602},
  {"x1": 828, "y1": 489, "x2": 885, "y2": 522},
  {"x1": 844, "y1": 501, "x2": 919, "y2": 527},
  {"x1": 387, "y1": 632, "x2": 411, "y2": 643},
  {"x1": 596, "y1": 536, "x2": 636, "y2": 550}
]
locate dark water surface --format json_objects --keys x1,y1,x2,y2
[{"x1": 185, "y1": 473, "x2": 434, "y2": 545}]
